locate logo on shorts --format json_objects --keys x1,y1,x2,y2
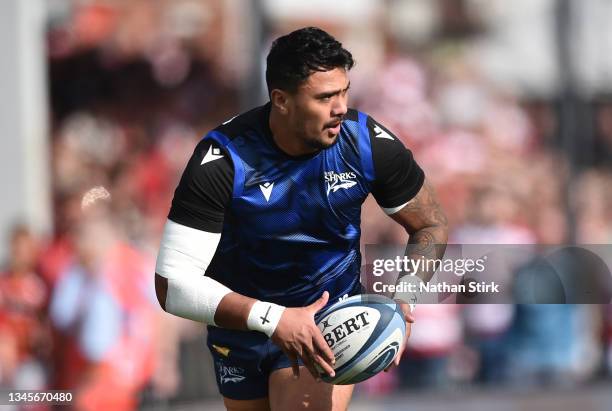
[
  {"x1": 324, "y1": 171, "x2": 357, "y2": 196},
  {"x1": 217, "y1": 361, "x2": 246, "y2": 384},
  {"x1": 212, "y1": 344, "x2": 231, "y2": 357}
]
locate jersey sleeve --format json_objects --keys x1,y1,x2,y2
[
  {"x1": 168, "y1": 138, "x2": 233, "y2": 233},
  {"x1": 367, "y1": 115, "x2": 425, "y2": 211}
]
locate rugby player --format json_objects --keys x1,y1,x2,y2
[{"x1": 155, "y1": 27, "x2": 448, "y2": 411}]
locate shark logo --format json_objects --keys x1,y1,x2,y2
[
  {"x1": 324, "y1": 171, "x2": 357, "y2": 196},
  {"x1": 217, "y1": 362, "x2": 246, "y2": 384}
]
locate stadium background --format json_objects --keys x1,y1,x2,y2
[{"x1": 1, "y1": 0, "x2": 611, "y2": 410}]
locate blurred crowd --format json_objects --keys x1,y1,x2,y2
[{"x1": 1, "y1": 0, "x2": 612, "y2": 409}]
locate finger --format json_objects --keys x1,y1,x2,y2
[
  {"x1": 312, "y1": 328, "x2": 335, "y2": 365},
  {"x1": 394, "y1": 344, "x2": 404, "y2": 366},
  {"x1": 287, "y1": 353, "x2": 300, "y2": 379},
  {"x1": 383, "y1": 350, "x2": 400, "y2": 372},
  {"x1": 384, "y1": 339, "x2": 405, "y2": 372},
  {"x1": 313, "y1": 353, "x2": 335, "y2": 377},
  {"x1": 405, "y1": 311, "x2": 416, "y2": 323},
  {"x1": 303, "y1": 344, "x2": 331, "y2": 380},
  {"x1": 398, "y1": 303, "x2": 415, "y2": 323},
  {"x1": 308, "y1": 291, "x2": 329, "y2": 313},
  {"x1": 305, "y1": 340, "x2": 335, "y2": 377}
]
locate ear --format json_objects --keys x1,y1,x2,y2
[{"x1": 270, "y1": 89, "x2": 290, "y2": 115}]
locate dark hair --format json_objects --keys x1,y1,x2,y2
[{"x1": 266, "y1": 27, "x2": 354, "y2": 95}]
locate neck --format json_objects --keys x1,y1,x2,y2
[{"x1": 269, "y1": 108, "x2": 317, "y2": 157}]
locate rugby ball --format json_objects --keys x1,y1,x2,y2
[{"x1": 315, "y1": 294, "x2": 406, "y2": 385}]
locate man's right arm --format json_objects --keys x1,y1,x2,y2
[
  {"x1": 156, "y1": 275, "x2": 255, "y2": 328},
  {"x1": 155, "y1": 221, "x2": 335, "y2": 379},
  {"x1": 155, "y1": 136, "x2": 335, "y2": 378},
  {"x1": 155, "y1": 219, "x2": 279, "y2": 333}
]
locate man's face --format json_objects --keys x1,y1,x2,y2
[{"x1": 286, "y1": 68, "x2": 350, "y2": 150}]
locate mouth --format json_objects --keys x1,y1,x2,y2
[{"x1": 325, "y1": 120, "x2": 343, "y2": 135}]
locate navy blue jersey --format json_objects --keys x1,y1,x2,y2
[{"x1": 169, "y1": 104, "x2": 424, "y2": 307}]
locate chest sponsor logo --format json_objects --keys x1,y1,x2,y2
[
  {"x1": 217, "y1": 361, "x2": 246, "y2": 384},
  {"x1": 324, "y1": 171, "x2": 357, "y2": 196}
]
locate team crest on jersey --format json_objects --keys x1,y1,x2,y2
[
  {"x1": 324, "y1": 171, "x2": 357, "y2": 196},
  {"x1": 217, "y1": 361, "x2": 246, "y2": 384}
]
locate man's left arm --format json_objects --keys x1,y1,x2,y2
[
  {"x1": 365, "y1": 115, "x2": 448, "y2": 369},
  {"x1": 384, "y1": 179, "x2": 448, "y2": 369},
  {"x1": 366, "y1": 115, "x2": 449, "y2": 286},
  {"x1": 390, "y1": 179, "x2": 448, "y2": 285}
]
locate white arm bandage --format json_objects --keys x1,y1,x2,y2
[
  {"x1": 155, "y1": 219, "x2": 230, "y2": 325},
  {"x1": 155, "y1": 219, "x2": 286, "y2": 334}
]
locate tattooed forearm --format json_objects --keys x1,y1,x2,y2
[
  {"x1": 390, "y1": 180, "x2": 448, "y2": 283},
  {"x1": 405, "y1": 226, "x2": 447, "y2": 283}
]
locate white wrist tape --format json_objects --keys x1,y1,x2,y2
[
  {"x1": 247, "y1": 301, "x2": 286, "y2": 337},
  {"x1": 393, "y1": 275, "x2": 425, "y2": 312},
  {"x1": 156, "y1": 219, "x2": 231, "y2": 325}
]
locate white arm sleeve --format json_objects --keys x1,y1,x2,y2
[{"x1": 155, "y1": 219, "x2": 231, "y2": 325}]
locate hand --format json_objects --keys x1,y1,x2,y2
[
  {"x1": 384, "y1": 302, "x2": 414, "y2": 372},
  {"x1": 271, "y1": 291, "x2": 336, "y2": 381}
]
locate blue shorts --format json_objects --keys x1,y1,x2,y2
[
  {"x1": 206, "y1": 326, "x2": 304, "y2": 400},
  {"x1": 206, "y1": 282, "x2": 364, "y2": 400}
]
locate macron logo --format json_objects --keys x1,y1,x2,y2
[
  {"x1": 259, "y1": 182, "x2": 274, "y2": 202},
  {"x1": 201, "y1": 145, "x2": 224, "y2": 165},
  {"x1": 374, "y1": 125, "x2": 394, "y2": 140}
]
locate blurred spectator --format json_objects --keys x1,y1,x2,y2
[
  {"x1": 508, "y1": 304, "x2": 577, "y2": 386},
  {"x1": 399, "y1": 305, "x2": 463, "y2": 389},
  {"x1": 0, "y1": 226, "x2": 50, "y2": 392},
  {"x1": 49, "y1": 188, "x2": 158, "y2": 411},
  {"x1": 452, "y1": 186, "x2": 534, "y2": 385}
]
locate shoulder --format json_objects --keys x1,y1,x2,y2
[
  {"x1": 211, "y1": 104, "x2": 269, "y2": 142},
  {"x1": 344, "y1": 109, "x2": 399, "y2": 142},
  {"x1": 360, "y1": 111, "x2": 425, "y2": 209}
]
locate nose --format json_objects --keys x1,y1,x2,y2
[{"x1": 331, "y1": 95, "x2": 347, "y2": 118}]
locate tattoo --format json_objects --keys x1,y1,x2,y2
[
  {"x1": 409, "y1": 228, "x2": 436, "y2": 256},
  {"x1": 391, "y1": 180, "x2": 448, "y2": 283}
]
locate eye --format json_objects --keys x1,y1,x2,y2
[{"x1": 320, "y1": 96, "x2": 331, "y2": 102}]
